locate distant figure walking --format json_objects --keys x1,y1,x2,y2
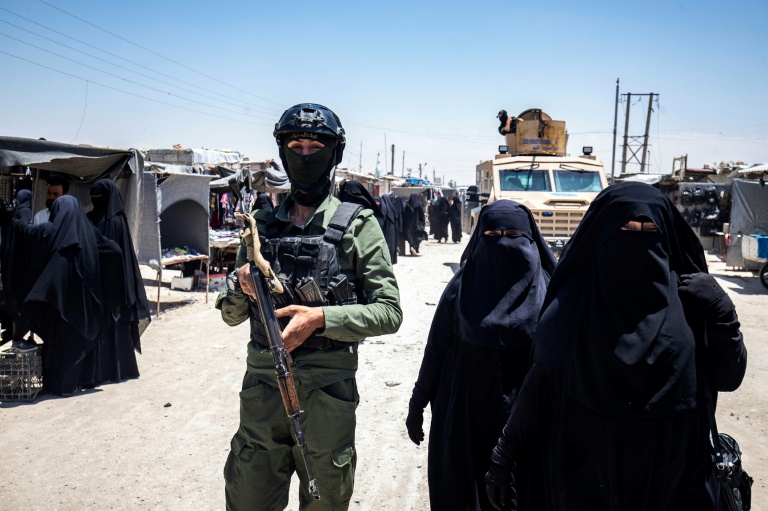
[
  {"x1": 449, "y1": 196, "x2": 463, "y2": 243},
  {"x1": 433, "y1": 196, "x2": 449, "y2": 243}
]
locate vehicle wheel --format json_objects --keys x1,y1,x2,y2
[{"x1": 760, "y1": 262, "x2": 768, "y2": 289}]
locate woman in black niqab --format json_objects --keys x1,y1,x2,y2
[
  {"x1": 486, "y1": 182, "x2": 748, "y2": 511},
  {"x1": 402, "y1": 192, "x2": 427, "y2": 255},
  {"x1": 433, "y1": 196, "x2": 450, "y2": 242},
  {"x1": 337, "y1": 180, "x2": 383, "y2": 219},
  {"x1": 6, "y1": 193, "x2": 109, "y2": 395},
  {"x1": 378, "y1": 194, "x2": 400, "y2": 264},
  {"x1": 254, "y1": 192, "x2": 274, "y2": 213},
  {"x1": 449, "y1": 196, "x2": 462, "y2": 243},
  {"x1": 87, "y1": 178, "x2": 151, "y2": 381},
  {"x1": 406, "y1": 200, "x2": 556, "y2": 511}
]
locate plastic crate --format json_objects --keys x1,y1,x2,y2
[
  {"x1": 0, "y1": 350, "x2": 43, "y2": 402},
  {"x1": 743, "y1": 235, "x2": 768, "y2": 262}
]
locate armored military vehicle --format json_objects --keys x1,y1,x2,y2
[{"x1": 471, "y1": 108, "x2": 608, "y2": 255}]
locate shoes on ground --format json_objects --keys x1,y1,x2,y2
[{"x1": 410, "y1": 247, "x2": 418, "y2": 256}]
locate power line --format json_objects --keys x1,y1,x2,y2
[
  {"x1": 0, "y1": 18, "x2": 277, "y2": 116},
  {"x1": 0, "y1": 6, "x2": 280, "y2": 115},
  {"x1": 0, "y1": 31, "x2": 275, "y2": 121},
  {"x1": 0, "y1": 49, "x2": 273, "y2": 126},
  {"x1": 36, "y1": 0, "x2": 285, "y2": 107}
]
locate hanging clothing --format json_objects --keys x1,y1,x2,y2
[
  {"x1": 449, "y1": 198, "x2": 463, "y2": 243},
  {"x1": 409, "y1": 200, "x2": 556, "y2": 511},
  {"x1": 490, "y1": 182, "x2": 748, "y2": 511},
  {"x1": 87, "y1": 178, "x2": 151, "y2": 382}
]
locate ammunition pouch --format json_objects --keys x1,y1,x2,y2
[{"x1": 249, "y1": 202, "x2": 364, "y2": 350}]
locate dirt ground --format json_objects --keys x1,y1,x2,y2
[{"x1": 1, "y1": 236, "x2": 766, "y2": 511}]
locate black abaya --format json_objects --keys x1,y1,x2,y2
[
  {"x1": 9, "y1": 193, "x2": 106, "y2": 395},
  {"x1": 449, "y1": 198, "x2": 462, "y2": 243},
  {"x1": 433, "y1": 197, "x2": 449, "y2": 241},
  {"x1": 88, "y1": 178, "x2": 151, "y2": 381},
  {"x1": 379, "y1": 194, "x2": 399, "y2": 264},
  {"x1": 490, "y1": 182, "x2": 748, "y2": 510},
  {"x1": 402, "y1": 193, "x2": 426, "y2": 254},
  {"x1": 409, "y1": 200, "x2": 556, "y2": 511}
]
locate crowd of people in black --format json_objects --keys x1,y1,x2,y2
[
  {"x1": 337, "y1": 184, "x2": 462, "y2": 263},
  {"x1": 0, "y1": 177, "x2": 150, "y2": 396},
  {"x1": 408, "y1": 182, "x2": 748, "y2": 511}
]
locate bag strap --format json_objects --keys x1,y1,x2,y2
[
  {"x1": 324, "y1": 202, "x2": 364, "y2": 243},
  {"x1": 699, "y1": 325, "x2": 726, "y2": 470}
]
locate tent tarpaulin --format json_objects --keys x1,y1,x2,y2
[
  {"x1": 0, "y1": 136, "x2": 144, "y2": 250},
  {"x1": 139, "y1": 172, "x2": 214, "y2": 272},
  {"x1": 209, "y1": 166, "x2": 290, "y2": 194},
  {"x1": 727, "y1": 179, "x2": 768, "y2": 268}
]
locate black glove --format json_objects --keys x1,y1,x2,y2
[
  {"x1": 405, "y1": 401, "x2": 425, "y2": 446},
  {"x1": 679, "y1": 273, "x2": 734, "y2": 320},
  {"x1": 485, "y1": 447, "x2": 517, "y2": 511}
]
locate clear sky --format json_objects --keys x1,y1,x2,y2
[{"x1": 1, "y1": 0, "x2": 766, "y2": 185}]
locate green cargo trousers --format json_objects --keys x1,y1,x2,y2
[{"x1": 224, "y1": 371, "x2": 358, "y2": 511}]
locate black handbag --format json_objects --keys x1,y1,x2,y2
[{"x1": 704, "y1": 383, "x2": 754, "y2": 510}]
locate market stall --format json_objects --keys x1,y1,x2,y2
[
  {"x1": 138, "y1": 163, "x2": 215, "y2": 313},
  {"x1": 207, "y1": 164, "x2": 290, "y2": 274}
]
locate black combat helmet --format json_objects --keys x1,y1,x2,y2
[
  {"x1": 273, "y1": 104, "x2": 347, "y2": 206},
  {"x1": 273, "y1": 103, "x2": 346, "y2": 166}
]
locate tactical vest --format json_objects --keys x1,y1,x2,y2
[{"x1": 249, "y1": 202, "x2": 364, "y2": 351}]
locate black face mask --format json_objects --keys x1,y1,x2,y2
[
  {"x1": 91, "y1": 194, "x2": 107, "y2": 212},
  {"x1": 283, "y1": 143, "x2": 336, "y2": 207}
]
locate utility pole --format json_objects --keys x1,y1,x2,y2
[
  {"x1": 611, "y1": 78, "x2": 619, "y2": 183},
  {"x1": 383, "y1": 134, "x2": 388, "y2": 177},
  {"x1": 433, "y1": 169, "x2": 436, "y2": 183},
  {"x1": 401, "y1": 151, "x2": 405, "y2": 177},
  {"x1": 375, "y1": 152, "x2": 380, "y2": 175},
  {"x1": 620, "y1": 92, "x2": 659, "y2": 174},
  {"x1": 390, "y1": 144, "x2": 395, "y2": 175},
  {"x1": 418, "y1": 163, "x2": 422, "y2": 179},
  {"x1": 359, "y1": 141, "x2": 362, "y2": 172},
  {"x1": 640, "y1": 92, "x2": 654, "y2": 173},
  {"x1": 621, "y1": 92, "x2": 631, "y2": 175}
]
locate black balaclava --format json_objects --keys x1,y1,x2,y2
[{"x1": 280, "y1": 132, "x2": 337, "y2": 207}]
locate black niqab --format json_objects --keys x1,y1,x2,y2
[
  {"x1": 23, "y1": 195, "x2": 104, "y2": 342},
  {"x1": 534, "y1": 182, "x2": 706, "y2": 416},
  {"x1": 410, "y1": 200, "x2": 556, "y2": 511},
  {"x1": 338, "y1": 180, "x2": 383, "y2": 218},
  {"x1": 254, "y1": 193, "x2": 274, "y2": 212},
  {"x1": 457, "y1": 201, "x2": 556, "y2": 349},
  {"x1": 88, "y1": 179, "x2": 151, "y2": 350}
]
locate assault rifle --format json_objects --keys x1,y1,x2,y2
[{"x1": 232, "y1": 184, "x2": 320, "y2": 501}]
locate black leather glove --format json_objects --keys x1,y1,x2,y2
[
  {"x1": 485, "y1": 447, "x2": 517, "y2": 511},
  {"x1": 679, "y1": 273, "x2": 735, "y2": 320},
  {"x1": 405, "y1": 401, "x2": 425, "y2": 446}
]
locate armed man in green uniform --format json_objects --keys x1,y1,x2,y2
[{"x1": 217, "y1": 103, "x2": 402, "y2": 511}]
